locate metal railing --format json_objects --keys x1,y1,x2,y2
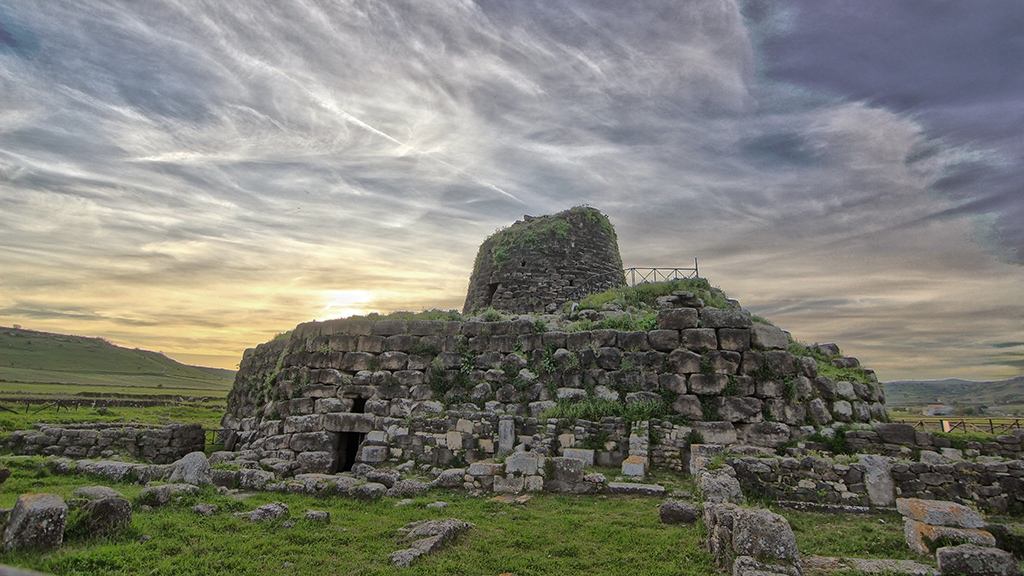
[
  {"x1": 896, "y1": 418, "x2": 1023, "y2": 435},
  {"x1": 568, "y1": 259, "x2": 699, "y2": 302}
]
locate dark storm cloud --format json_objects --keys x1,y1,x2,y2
[
  {"x1": 1, "y1": 0, "x2": 1021, "y2": 378},
  {"x1": 748, "y1": 0, "x2": 1024, "y2": 264}
]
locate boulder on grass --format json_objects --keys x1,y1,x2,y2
[
  {"x1": 167, "y1": 451, "x2": 212, "y2": 486},
  {"x1": 659, "y1": 499, "x2": 699, "y2": 524},
  {"x1": 2, "y1": 493, "x2": 68, "y2": 552},
  {"x1": 936, "y1": 544, "x2": 1021, "y2": 576},
  {"x1": 72, "y1": 498, "x2": 132, "y2": 537}
]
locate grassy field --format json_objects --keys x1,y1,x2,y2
[
  {"x1": 0, "y1": 327, "x2": 235, "y2": 399},
  {"x1": 0, "y1": 455, "x2": 936, "y2": 576},
  {"x1": 0, "y1": 401, "x2": 226, "y2": 433}
]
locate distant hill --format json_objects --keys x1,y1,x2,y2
[
  {"x1": 0, "y1": 326, "x2": 235, "y2": 397},
  {"x1": 883, "y1": 376, "x2": 1024, "y2": 410}
]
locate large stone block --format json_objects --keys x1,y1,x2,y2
[
  {"x1": 167, "y1": 451, "x2": 212, "y2": 486},
  {"x1": 936, "y1": 544, "x2": 1021, "y2": 576},
  {"x1": 742, "y1": 422, "x2": 790, "y2": 448},
  {"x1": 692, "y1": 422, "x2": 738, "y2": 445},
  {"x1": 896, "y1": 498, "x2": 986, "y2": 529},
  {"x1": 323, "y1": 412, "x2": 375, "y2": 433},
  {"x1": 505, "y1": 451, "x2": 540, "y2": 476},
  {"x1": 750, "y1": 324, "x2": 789, "y2": 350},
  {"x1": 657, "y1": 308, "x2": 698, "y2": 330},
  {"x1": 699, "y1": 308, "x2": 752, "y2": 329},
  {"x1": 3, "y1": 493, "x2": 68, "y2": 552},
  {"x1": 668, "y1": 349, "x2": 702, "y2": 374},
  {"x1": 903, "y1": 519, "x2": 995, "y2": 555},
  {"x1": 75, "y1": 497, "x2": 133, "y2": 537},
  {"x1": 712, "y1": 397, "x2": 763, "y2": 423},
  {"x1": 875, "y1": 423, "x2": 918, "y2": 447},
  {"x1": 689, "y1": 374, "x2": 729, "y2": 395}
]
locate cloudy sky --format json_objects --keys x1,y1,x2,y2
[{"x1": 1, "y1": 1, "x2": 1021, "y2": 381}]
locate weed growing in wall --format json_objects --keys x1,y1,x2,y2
[
  {"x1": 578, "y1": 277, "x2": 728, "y2": 311},
  {"x1": 542, "y1": 397, "x2": 667, "y2": 424}
]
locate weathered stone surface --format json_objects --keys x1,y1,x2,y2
[
  {"x1": 432, "y1": 468, "x2": 466, "y2": 488},
  {"x1": 658, "y1": 308, "x2": 699, "y2": 330},
  {"x1": 936, "y1": 544, "x2": 1021, "y2": 576},
  {"x1": 505, "y1": 452, "x2": 540, "y2": 476},
  {"x1": 743, "y1": 422, "x2": 791, "y2": 448},
  {"x1": 703, "y1": 503, "x2": 801, "y2": 576},
  {"x1": 167, "y1": 451, "x2": 212, "y2": 486},
  {"x1": 699, "y1": 471, "x2": 744, "y2": 504},
  {"x1": 392, "y1": 518, "x2": 475, "y2": 567},
  {"x1": 239, "y1": 501, "x2": 289, "y2": 522},
  {"x1": 304, "y1": 510, "x2": 330, "y2": 523},
  {"x1": 354, "y1": 482, "x2": 388, "y2": 500},
  {"x1": 386, "y1": 480, "x2": 431, "y2": 498},
  {"x1": 74, "y1": 497, "x2": 132, "y2": 537},
  {"x1": 2, "y1": 493, "x2": 68, "y2": 552},
  {"x1": 561, "y1": 448, "x2": 595, "y2": 467},
  {"x1": 692, "y1": 422, "x2": 738, "y2": 445},
  {"x1": 322, "y1": 412, "x2": 374, "y2": 433},
  {"x1": 238, "y1": 469, "x2": 276, "y2": 491},
  {"x1": 193, "y1": 503, "x2": 218, "y2": 516},
  {"x1": 897, "y1": 498, "x2": 987, "y2": 529},
  {"x1": 713, "y1": 397, "x2": 763, "y2": 423},
  {"x1": 605, "y1": 482, "x2": 666, "y2": 496},
  {"x1": 903, "y1": 519, "x2": 995, "y2": 555},
  {"x1": 860, "y1": 455, "x2": 895, "y2": 507},
  {"x1": 136, "y1": 483, "x2": 199, "y2": 507},
  {"x1": 875, "y1": 423, "x2": 918, "y2": 446},
  {"x1": 699, "y1": 308, "x2": 752, "y2": 329},
  {"x1": 750, "y1": 324, "x2": 789, "y2": 351},
  {"x1": 73, "y1": 486, "x2": 125, "y2": 501},
  {"x1": 659, "y1": 499, "x2": 699, "y2": 524}
]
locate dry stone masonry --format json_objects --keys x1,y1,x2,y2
[
  {"x1": 4, "y1": 423, "x2": 206, "y2": 464},
  {"x1": 463, "y1": 206, "x2": 625, "y2": 314}
]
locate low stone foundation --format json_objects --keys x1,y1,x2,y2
[{"x1": 4, "y1": 423, "x2": 206, "y2": 464}]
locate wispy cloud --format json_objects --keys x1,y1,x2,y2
[{"x1": 0, "y1": 0, "x2": 1021, "y2": 379}]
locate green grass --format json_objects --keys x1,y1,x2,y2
[
  {"x1": 0, "y1": 402, "x2": 225, "y2": 433},
  {"x1": 0, "y1": 327, "x2": 234, "y2": 397},
  {"x1": 0, "y1": 457, "x2": 716, "y2": 576},
  {"x1": 780, "y1": 509, "x2": 925, "y2": 563},
  {"x1": 578, "y1": 278, "x2": 729, "y2": 312}
]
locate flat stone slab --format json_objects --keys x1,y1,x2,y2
[
  {"x1": 903, "y1": 519, "x2": 995, "y2": 556},
  {"x1": 896, "y1": 498, "x2": 986, "y2": 529},
  {"x1": 936, "y1": 544, "x2": 1022, "y2": 576},
  {"x1": 804, "y1": 555, "x2": 937, "y2": 576},
  {"x1": 606, "y1": 482, "x2": 666, "y2": 496}
]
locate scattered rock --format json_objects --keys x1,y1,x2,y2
[
  {"x1": 896, "y1": 498, "x2": 986, "y2": 529},
  {"x1": 426, "y1": 501, "x2": 447, "y2": 510},
  {"x1": 136, "y1": 483, "x2": 199, "y2": 507},
  {"x1": 936, "y1": 544, "x2": 1021, "y2": 576},
  {"x1": 235, "y1": 502, "x2": 289, "y2": 523},
  {"x1": 386, "y1": 480, "x2": 431, "y2": 498},
  {"x1": 192, "y1": 504, "x2": 218, "y2": 516},
  {"x1": 167, "y1": 451, "x2": 212, "y2": 486},
  {"x1": 2, "y1": 493, "x2": 68, "y2": 552},
  {"x1": 304, "y1": 510, "x2": 330, "y2": 523},
  {"x1": 659, "y1": 499, "x2": 699, "y2": 524},
  {"x1": 353, "y1": 482, "x2": 387, "y2": 501},
  {"x1": 73, "y1": 486, "x2": 125, "y2": 501},
  {"x1": 431, "y1": 468, "x2": 466, "y2": 488},
  {"x1": 72, "y1": 497, "x2": 132, "y2": 537},
  {"x1": 391, "y1": 518, "x2": 476, "y2": 567}
]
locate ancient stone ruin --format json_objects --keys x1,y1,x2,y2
[
  {"x1": 218, "y1": 207, "x2": 890, "y2": 481},
  {"x1": 463, "y1": 206, "x2": 625, "y2": 314}
]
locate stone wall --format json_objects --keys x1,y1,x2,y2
[
  {"x1": 463, "y1": 206, "x2": 625, "y2": 314},
  {"x1": 728, "y1": 430, "x2": 1024, "y2": 515},
  {"x1": 3, "y1": 423, "x2": 205, "y2": 464},
  {"x1": 220, "y1": 301, "x2": 886, "y2": 475},
  {"x1": 845, "y1": 422, "x2": 1024, "y2": 460}
]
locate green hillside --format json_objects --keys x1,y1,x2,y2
[
  {"x1": 0, "y1": 326, "x2": 235, "y2": 398},
  {"x1": 883, "y1": 376, "x2": 1024, "y2": 414}
]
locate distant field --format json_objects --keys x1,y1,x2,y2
[{"x1": 0, "y1": 326, "x2": 235, "y2": 399}]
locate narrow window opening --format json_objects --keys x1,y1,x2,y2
[
  {"x1": 483, "y1": 282, "x2": 500, "y2": 306},
  {"x1": 336, "y1": 432, "x2": 365, "y2": 472}
]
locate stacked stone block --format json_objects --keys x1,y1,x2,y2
[
  {"x1": 221, "y1": 300, "x2": 885, "y2": 474},
  {"x1": 4, "y1": 423, "x2": 205, "y2": 464}
]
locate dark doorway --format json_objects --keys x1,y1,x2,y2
[
  {"x1": 351, "y1": 396, "x2": 367, "y2": 414},
  {"x1": 483, "y1": 282, "x2": 500, "y2": 306},
  {"x1": 337, "y1": 431, "x2": 365, "y2": 472}
]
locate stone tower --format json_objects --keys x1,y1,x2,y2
[{"x1": 463, "y1": 206, "x2": 626, "y2": 314}]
